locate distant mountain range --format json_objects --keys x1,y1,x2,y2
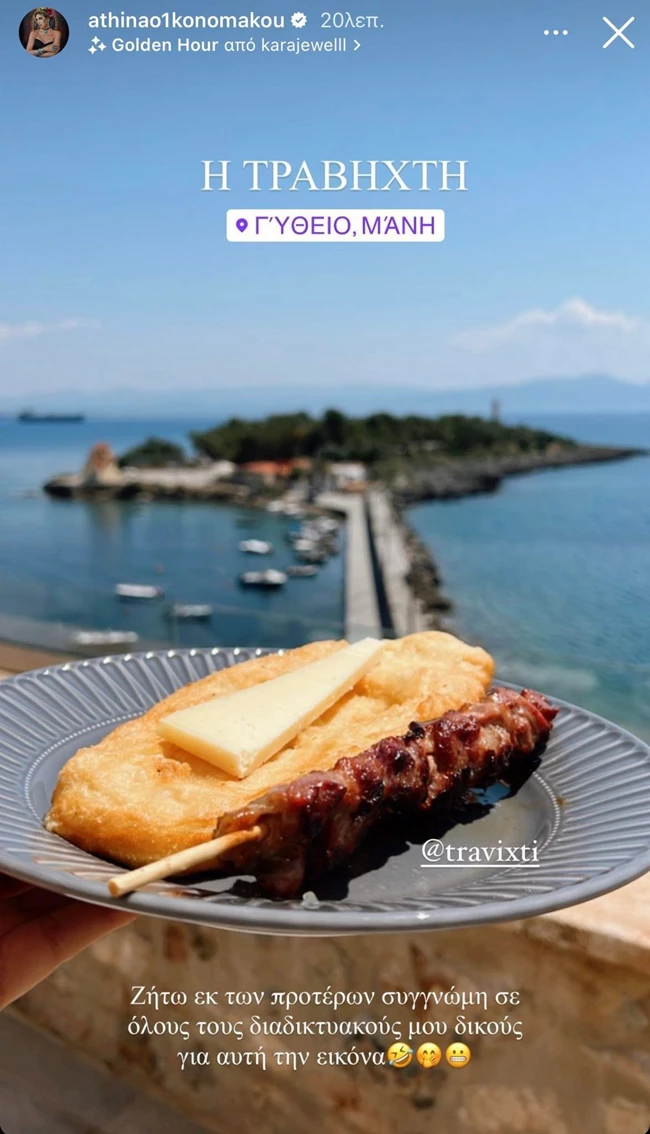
[{"x1": 2, "y1": 375, "x2": 650, "y2": 419}]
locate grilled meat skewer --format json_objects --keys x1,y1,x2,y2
[{"x1": 215, "y1": 686, "x2": 558, "y2": 898}]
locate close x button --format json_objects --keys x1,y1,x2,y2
[{"x1": 602, "y1": 15, "x2": 635, "y2": 48}]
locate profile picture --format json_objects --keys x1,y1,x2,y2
[{"x1": 19, "y1": 7, "x2": 69, "y2": 57}]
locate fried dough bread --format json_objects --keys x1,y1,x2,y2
[{"x1": 45, "y1": 632, "x2": 494, "y2": 867}]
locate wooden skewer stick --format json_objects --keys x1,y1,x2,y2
[{"x1": 107, "y1": 825, "x2": 263, "y2": 898}]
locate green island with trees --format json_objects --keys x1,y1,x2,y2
[{"x1": 119, "y1": 410, "x2": 574, "y2": 468}]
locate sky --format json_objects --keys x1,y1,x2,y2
[{"x1": 0, "y1": 0, "x2": 649, "y2": 408}]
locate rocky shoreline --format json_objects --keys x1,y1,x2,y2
[
  {"x1": 44, "y1": 471, "x2": 255, "y2": 505},
  {"x1": 382, "y1": 443, "x2": 646, "y2": 630},
  {"x1": 390, "y1": 444, "x2": 645, "y2": 505},
  {"x1": 399, "y1": 515, "x2": 452, "y2": 628}
]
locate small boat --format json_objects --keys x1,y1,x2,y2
[
  {"x1": 312, "y1": 516, "x2": 340, "y2": 534},
  {"x1": 287, "y1": 520, "x2": 339, "y2": 553},
  {"x1": 296, "y1": 550, "x2": 328, "y2": 564},
  {"x1": 293, "y1": 539, "x2": 328, "y2": 563},
  {"x1": 301, "y1": 523, "x2": 340, "y2": 548},
  {"x1": 292, "y1": 538, "x2": 318, "y2": 553},
  {"x1": 70, "y1": 629, "x2": 140, "y2": 647},
  {"x1": 239, "y1": 569, "x2": 288, "y2": 588},
  {"x1": 266, "y1": 500, "x2": 304, "y2": 517},
  {"x1": 115, "y1": 583, "x2": 164, "y2": 600},
  {"x1": 304, "y1": 532, "x2": 340, "y2": 555},
  {"x1": 286, "y1": 565, "x2": 319, "y2": 578},
  {"x1": 166, "y1": 603, "x2": 213, "y2": 621},
  {"x1": 238, "y1": 539, "x2": 274, "y2": 555}
]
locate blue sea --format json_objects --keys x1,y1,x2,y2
[
  {"x1": 0, "y1": 417, "x2": 345, "y2": 650},
  {"x1": 409, "y1": 414, "x2": 650, "y2": 742},
  {"x1": 0, "y1": 412, "x2": 648, "y2": 741}
]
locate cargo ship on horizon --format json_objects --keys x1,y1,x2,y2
[{"x1": 17, "y1": 410, "x2": 86, "y2": 423}]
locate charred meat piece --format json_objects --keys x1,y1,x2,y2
[{"x1": 215, "y1": 687, "x2": 558, "y2": 898}]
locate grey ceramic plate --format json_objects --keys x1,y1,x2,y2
[{"x1": 0, "y1": 647, "x2": 649, "y2": 936}]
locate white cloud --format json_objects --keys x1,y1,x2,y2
[
  {"x1": 453, "y1": 298, "x2": 642, "y2": 353},
  {"x1": 0, "y1": 318, "x2": 100, "y2": 345}
]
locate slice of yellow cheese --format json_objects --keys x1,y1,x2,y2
[{"x1": 158, "y1": 637, "x2": 384, "y2": 779}]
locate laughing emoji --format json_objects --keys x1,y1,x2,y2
[
  {"x1": 387, "y1": 1042, "x2": 413, "y2": 1068},
  {"x1": 445, "y1": 1042, "x2": 471, "y2": 1068}
]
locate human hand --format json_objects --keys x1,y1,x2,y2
[{"x1": 0, "y1": 873, "x2": 135, "y2": 1010}]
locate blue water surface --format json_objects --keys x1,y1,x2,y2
[
  {"x1": 409, "y1": 414, "x2": 650, "y2": 740},
  {"x1": 0, "y1": 417, "x2": 344, "y2": 648}
]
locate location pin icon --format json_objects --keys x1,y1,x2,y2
[{"x1": 236, "y1": 218, "x2": 248, "y2": 232}]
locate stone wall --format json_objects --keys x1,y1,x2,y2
[{"x1": 14, "y1": 906, "x2": 650, "y2": 1134}]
